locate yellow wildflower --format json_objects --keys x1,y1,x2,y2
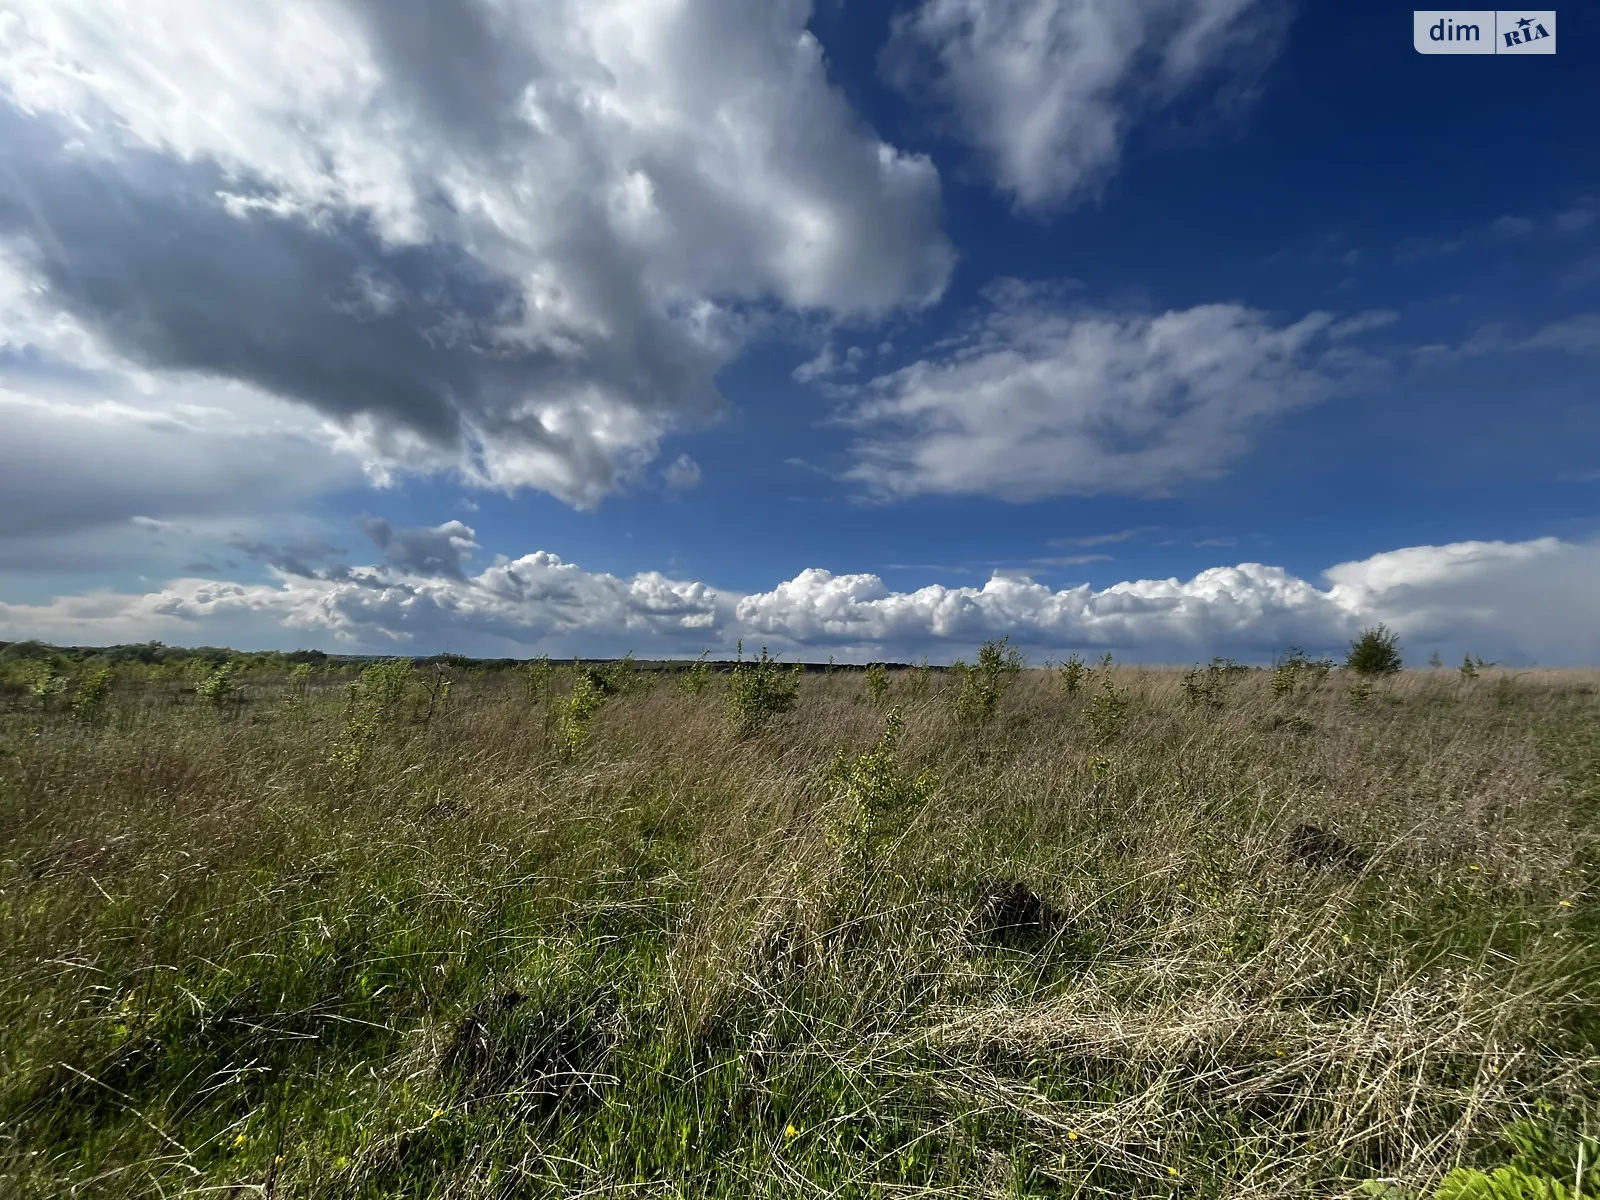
[
  {"x1": 1067, "y1": 1131, "x2": 1080, "y2": 1141},
  {"x1": 1168, "y1": 1165, "x2": 1179, "y2": 1177},
  {"x1": 784, "y1": 1124, "x2": 799, "y2": 1141},
  {"x1": 1558, "y1": 899, "x2": 1573, "y2": 908}
]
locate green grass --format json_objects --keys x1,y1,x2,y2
[{"x1": 0, "y1": 653, "x2": 1596, "y2": 1197}]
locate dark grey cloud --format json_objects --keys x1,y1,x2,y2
[
  {"x1": 356, "y1": 517, "x2": 479, "y2": 580},
  {"x1": 229, "y1": 537, "x2": 350, "y2": 579},
  {"x1": 338, "y1": 0, "x2": 544, "y2": 152},
  {"x1": 0, "y1": 379, "x2": 358, "y2": 546},
  {"x1": 0, "y1": 109, "x2": 724, "y2": 498}
]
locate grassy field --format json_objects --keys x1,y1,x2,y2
[{"x1": 0, "y1": 647, "x2": 1596, "y2": 1198}]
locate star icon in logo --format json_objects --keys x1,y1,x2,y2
[{"x1": 1516, "y1": 16, "x2": 1533, "y2": 28}]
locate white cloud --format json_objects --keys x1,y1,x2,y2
[
  {"x1": 882, "y1": 0, "x2": 1287, "y2": 211},
  {"x1": 663, "y1": 453, "x2": 702, "y2": 491},
  {"x1": 735, "y1": 538, "x2": 1600, "y2": 664},
  {"x1": 0, "y1": 0, "x2": 953, "y2": 512},
  {"x1": 793, "y1": 341, "x2": 868, "y2": 383},
  {"x1": 839, "y1": 282, "x2": 1347, "y2": 501},
  {"x1": 0, "y1": 547, "x2": 729, "y2": 658},
  {"x1": 1521, "y1": 314, "x2": 1600, "y2": 355},
  {"x1": 3, "y1": 535, "x2": 1595, "y2": 666}
]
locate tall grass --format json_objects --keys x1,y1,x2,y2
[{"x1": 0, "y1": 654, "x2": 1595, "y2": 1197}]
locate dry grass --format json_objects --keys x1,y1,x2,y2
[{"x1": 0, "y1": 658, "x2": 1595, "y2": 1198}]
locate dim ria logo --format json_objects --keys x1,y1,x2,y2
[{"x1": 1414, "y1": 11, "x2": 1555, "y2": 53}]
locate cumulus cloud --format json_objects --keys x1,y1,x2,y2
[
  {"x1": 2, "y1": 536, "x2": 1595, "y2": 666},
  {"x1": 0, "y1": 547, "x2": 728, "y2": 659},
  {"x1": 882, "y1": 0, "x2": 1288, "y2": 211},
  {"x1": 839, "y1": 281, "x2": 1355, "y2": 501},
  {"x1": 0, "y1": 0, "x2": 953, "y2": 511},
  {"x1": 735, "y1": 538, "x2": 1600, "y2": 665}
]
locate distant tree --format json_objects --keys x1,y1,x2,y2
[{"x1": 1345, "y1": 625, "x2": 1402, "y2": 677}]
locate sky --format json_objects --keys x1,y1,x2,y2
[{"x1": 0, "y1": 0, "x2": 1596, "y2": 665}]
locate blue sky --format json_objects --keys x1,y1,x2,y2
[{"x1": 0, "y1": 0, "x2": 1596, "y2": 664}]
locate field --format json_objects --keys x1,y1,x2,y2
[{"x1": 0, "y1": 647, "x2": 1596, "y2": 1198}]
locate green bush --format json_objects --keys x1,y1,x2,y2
[
  {"x1": 679, "y1": 650, "x2": 713, "y2": 696},
  {"x1": 1425, "y1": 1113, "x2": 1597, "y2": 1199},
  {"x1": 726, "y1": 641, "x2": 800, "y2": 738},
  {"x1": 558, "y1": 668, "x2": 609, "y2": 757},
  {"x1": 70, "y1": 666, "x2": 114, "y2": 723},
  {"x1": 864, "y1": 663, "x2": 889, "y2": 703},
  {"x1": 1182, "y1": 657, "x2": 1248, "y2": 709},
  {"x1": 330, "y1": 658, "x2": 416, "y2": 778},
  {"x1": 195, "y1": 662, "x2": 239, "y2": 706},
  {"x1": 1347, "y1": 624, "x2": 1403, "y2": 676},
  {"x1": 520, "y1": 655, "x2": 554, "y2": 701},
  {"x1": 826, "y1": 707, "x2": 937, "y2": 886},
  {"x1": 1274, "y1": 647, "x2": 1336, "y2": 695},
  {"x1": 1083, "y1": 674, "x2": 1130, "y2": 742},
  {"x1": 953, "y1": 637, "x2": 1024, "y2": 725}
]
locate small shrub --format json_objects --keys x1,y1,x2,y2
[
  {"x1": 1433, "y1": 1164, "x2": 1571, "y2": 1199},
  {"x1": 603, "y1": 653, "x2": 650, "y2": 697},
  {"x1": 1083, "y1": 674, "x2": 1130, "y2": 742},
  {"x1": 195, "y1": 663, "x2": 238, "y2": 706},
  {"x1": 329, "y1": 658, "x2": 415, "y2": 779},
  {"x1": 419, "y1": 663, "x2": 453, "y2": 726},
  {"x1": 826, "y1": 706, "x2": 937, "y2": 886},
  {"x1": 70, "y1": 667, "x2": 114, "y2": 723},
  {"x1": 521, "y1": 656, "x2": 553, "y2": 701},
  {"x1": 726, "y1": 641, "x2": 800, "y2": 738},
  {"x1": 1346, "y1": 624, "x2": 1402, "y2": 676},
  {"x1": 557, "y1": 668, "x2": 609, "y2": 757},
  {"x1": 1427, "y1": 1113, "x2": 1597, "y2": 1200},
  {"x1": 1059, "y1": 653, "x2": 1087, "y2": 696},
  {"x1": 953, "y1": 637, "x2": 1024, "y2": 725},
  {"x1": 907, "y1": 656, "x2": 933, "y2": 697},
  {"x1": 1182, "y1": 658, "x2": 1248, "y2": 709},
  {"x1": 978, "y1": 636, "x2": 1026, "y2": 680},
  {"x1": 12, "y1": 661, "x2": 67, "y2": 710},
  {"x1": 679, "y1": 650, "x2": 713, "y2": 696},
  {"x1": 864, "y1": 663, "x2": 889, "y2": 703},
  {"x1": 1274, "y1": 647, "x2": 1335, "y2": 695},
  {"x1": 1271, "y1": 662, "x2": 1298, "y2": 697}
]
